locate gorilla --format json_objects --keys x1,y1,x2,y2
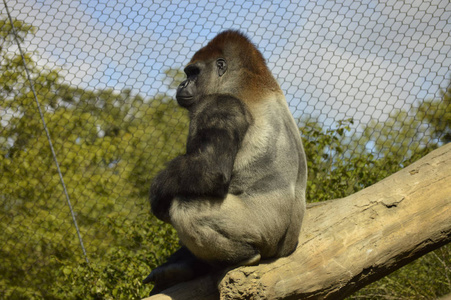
[{"x1": 144, "y1": 30, "x2": 307, "y2": 295}]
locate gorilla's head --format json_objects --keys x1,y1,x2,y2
[
  {"x1": 176, "y1": 56, "x2": 227, "y2": 108},
  {"x1": 176, "y1": 30, "x2": 278, "y2": 109}
]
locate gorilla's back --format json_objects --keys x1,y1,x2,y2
[{"x1": 230, "y1": 92, "x2": 307, "y2": 258}]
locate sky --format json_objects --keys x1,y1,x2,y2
[{"x1": 2, "y1": 0, "x2": 451, "y2": 128}]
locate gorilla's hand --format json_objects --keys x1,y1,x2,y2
[{"x1": 143, "y1": 247, "x2": 211, "y2": 296}]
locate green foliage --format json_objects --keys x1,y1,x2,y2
[
  {"x1": 0, "y1": 19, "x2": 185, "y2": 299},
  {"x1": 349, "y1": 244, "x2": 451, "y2": 299},
  {"x1": 0, "y1": 19, "x2": 36, "y2": 50},
  {"x1": 0, "y1": 18, "x2": 449, "y2": 299},
  {"x1": 50, "y1": 218, "x2": 179, "y2": 299},
  {"x1": 355, "y1": 81, "x2": 451, "y2": 164},
  {"x1": 301, "y1": 118, "x2": 401, "y2": 202}
]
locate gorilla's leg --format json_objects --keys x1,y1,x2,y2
[
  {"x1": 143, "y1": 246, "x2": 211, "y2": 296},
  {"x1": 170, "y1": 195, "x2": 264, "y2": 267}
]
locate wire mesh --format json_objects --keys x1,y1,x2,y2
[{"x1": 1, "y1": 0, "x2": 450, "y2": 299}]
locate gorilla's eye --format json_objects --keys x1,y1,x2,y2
[
  {"x1": 184, "y1": 64, "x2": 200, "y2": 77},
  {"x1": 216, "y1": 58, "x2": 227, "y2": 77}
]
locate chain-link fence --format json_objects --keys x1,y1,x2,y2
[{"x1": 1, "y1": 0, "x2": 450, "y2": 299}]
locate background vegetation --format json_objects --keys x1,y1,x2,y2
[{"x1": 0, "y1": 19, "x2": 450, "y2": 299}]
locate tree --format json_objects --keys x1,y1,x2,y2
[
  {"x1": 354, "y1": 80, "x2": 451, "y2": 164},
  {"x1": 0, "y1": 18, "x2": 187, "y2": 298}
]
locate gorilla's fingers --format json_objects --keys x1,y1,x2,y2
[{"x1": 142, "y1": 272, "x2": 155, "y2": 284}]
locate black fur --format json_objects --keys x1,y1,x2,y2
[{"x1": 150, "y1": 94, "x2": 251, "y2": 222}]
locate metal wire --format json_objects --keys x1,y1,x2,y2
[
  {"x1": 2, "y1": 0, "x2": 89, "y2": 264},
  {"x1": 0, "y1": 1, "x2": 450, "y2": 297}
]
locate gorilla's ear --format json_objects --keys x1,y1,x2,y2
[{"x1": 216, "y1": 58, "x2": 227, "y2": 77}]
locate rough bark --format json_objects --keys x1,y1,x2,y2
[{"x1": 143, "y1": 143, "x2": 451, "y2": 300}]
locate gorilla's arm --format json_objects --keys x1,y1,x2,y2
[{"x1": 150, "y1": 96, "x2": 250, "y2": 222}]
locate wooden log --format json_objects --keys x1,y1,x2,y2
[{"x1": 144, "y1": 143, "x2": 451, "y2": 300}]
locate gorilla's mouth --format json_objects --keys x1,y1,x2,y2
[
  {"x1": 176, "y1": 96, "x2": 194, "y2": 108},
  {"x1": 177, "y1": 96, "x2": 193, "y2": 101}
]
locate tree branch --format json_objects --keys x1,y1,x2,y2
[{"x1": 143, "y1": 143, "x2": 451, "y2": 300}]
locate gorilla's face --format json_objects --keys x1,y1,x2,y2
[{"x1": 176, "y1": 58, "x2": 228, "y2": 109}]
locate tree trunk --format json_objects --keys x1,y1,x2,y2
[{"x1": 143, "y1": 143, "x2": 451, "y2": 300}]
